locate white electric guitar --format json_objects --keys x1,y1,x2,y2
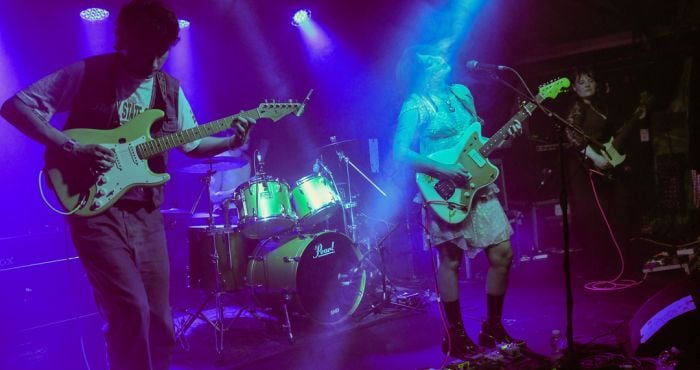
[
  {"x1": 45, "y1": 97, "x2": 310, "y2": 217},
  {"x1": 416, "y1": 78, "x2": 570, "y2": 224}
]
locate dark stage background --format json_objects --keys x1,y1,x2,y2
[{"x1": 0, "y1": 0, "x2": 699, "y2": 368}]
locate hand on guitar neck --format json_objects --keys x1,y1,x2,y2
[{"x1": 588, "y1": 90, "x2": 653, "y2": 170}]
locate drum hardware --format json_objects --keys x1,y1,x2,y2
[
  {"x1": 175, "y1": 157, "x2": 241, "y2": 354},
  {"x1": 175, "y1": 224, "x2": 265, "y2": 354},
  {"x1": 322, "y1": 136, "x2": 388, "y2": 242},
  {"x1": 315, "y1": 138, "x2": 355, "y2": 151},
  {"x1": 355, "y1": 220, "x2": 422, "y2": 321}
]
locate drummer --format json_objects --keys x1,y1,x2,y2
[{"x1": 209, "y1": 138, "x2": 268, "y2": 225}]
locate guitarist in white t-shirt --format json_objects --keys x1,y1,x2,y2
[{"x1": 0, "y1": 2, "x2": 254, "y2": 369}]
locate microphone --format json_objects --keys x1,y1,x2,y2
[{"x1": 465, "y1": 60, "x2": 508, "y2": 72}]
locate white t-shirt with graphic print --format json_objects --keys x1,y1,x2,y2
[{"x1": 16, "y1": 58, "x2": 200, "y2": 152}]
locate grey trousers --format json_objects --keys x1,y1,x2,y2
[{"x1": 69, "y1": 201, "x2": 174, "y2": 370}]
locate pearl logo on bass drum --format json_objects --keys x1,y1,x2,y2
[{"x1": 313, "y1": 241, "x2": 336, "y2": 259}]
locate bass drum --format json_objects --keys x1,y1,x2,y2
[{"x1": 247, "y1": 231, "x2": 366, "y2": 324}]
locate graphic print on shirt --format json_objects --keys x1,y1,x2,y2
[{"x1": 119, "y1": 100, "x2": 146, "y2": 124}]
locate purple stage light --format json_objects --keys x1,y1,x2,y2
[
  {"x1": 178, "y1": 19, "x2": 190, "y2": 29},
  {"x1": 79, "y1": 8, "x2": 109, "y2": 22},
  {"x1": 292, "y1": 9, "x2": 311, "y2": 27}
]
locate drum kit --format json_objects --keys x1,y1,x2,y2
[{"x1": 172, "y1": 137, "x2": 389, "y2": 349}]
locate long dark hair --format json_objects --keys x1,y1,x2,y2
[{"x1": 395, "y1": 44, "x2": 444, "y2": 95}]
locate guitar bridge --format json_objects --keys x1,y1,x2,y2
[{"x1": 434, "y1": 179, "x2": 456, "y2": 200}]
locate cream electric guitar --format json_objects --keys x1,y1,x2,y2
[
  {"x1": 594, "y1": 91, "x2": 653, "y2": 168},
  {"x1": 416, "y1": 78, "x2": 570, "y2": 224},
  {"x1": 45, "y1": 99, "x2": 308, "y2": 217}
]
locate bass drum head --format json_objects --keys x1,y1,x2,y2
[{"x1": 248, "y1": 231, "x2": 366, "y2": 324}]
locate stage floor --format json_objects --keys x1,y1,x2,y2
[{"x1": 169, "y1": 253, "x2": 696, "y2": 370}]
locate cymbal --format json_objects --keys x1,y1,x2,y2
[
  {"x1": 178, "y1": 157, "x2": 249, "y2": 174},
  {"x1": 161, "y1": 207, "x2": 188, "y2": 215},
  {"x1": 316, "y1": 139, "x2": 355, "y2": 151},
  {"x1": 191, "y1": 212, "x2": 220, "y2": 219}
]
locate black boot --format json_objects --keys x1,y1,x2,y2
[
  {"x1": 441, "y1": 300, "x2": 478, "y2": 359},
  {"x1": 478, "y1": 294, "x2": 526, "y2": 347}
]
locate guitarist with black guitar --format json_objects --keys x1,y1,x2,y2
[
  {"x1": 565, "y1": 68, "x2": 649, "y2": 276},
  {"x1": 393, "y1": 45, "x2": 529, "y2": 359},
  {"x1": 0, "y1": 2, "x2": 259, "y2": 369}
]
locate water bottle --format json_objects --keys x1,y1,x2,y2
[{"x1": 550, "y1": 329, "x2": 565, "y2": 365}]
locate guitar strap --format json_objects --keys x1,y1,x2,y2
[{"x1": 449, "y1": 84, "x2": 479, "y2": 119}]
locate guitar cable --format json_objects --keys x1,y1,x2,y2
[
  {"x1": 582, "y1": 169, "x2": 645, "y2": 291},
  {"x1": 37, "y1": 170, "x2": 85, "y2": 215}
]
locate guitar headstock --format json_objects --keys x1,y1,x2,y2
[
  {"x1": 537, "y1": 77, "x2": 571, "y2": 101},
  {"x1": 256, "y1": 100, "x2": 303, "y2": 122},
  {"x1": 256, "y1": 89, "x2": 313, "y2": 122}
]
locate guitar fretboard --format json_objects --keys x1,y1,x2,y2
[
  {"x1": 479, "y1": 98, "x2": 540, "y2": 157},
  {"x1": 135, "y1": 110, "x2": 256, "y2": 159}
]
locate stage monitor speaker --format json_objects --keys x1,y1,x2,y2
[{"x1": 627, "y1": 275, "x2": 699, "y2": 366}]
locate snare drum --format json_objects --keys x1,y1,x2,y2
[
  {"x1": 247, "y1": 231, "x2": 366, "y2": 324},
  {"x1": 290, "y1": 174, "x2": 341, "y2": 230},
  {"x1": 233, "y1": 176, "x2": 296, "y2": 239},
  {"x1": 187, "y1": 225, "x2": 255, "y2": 292}
]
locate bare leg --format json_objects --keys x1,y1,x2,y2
[
  {"x1": 479, "y1": 239, "x2": 524, "y2": 347},
  {"x1": 435, "y1": 242, "x2": 476, "y2": 357},
  {"x1": 436, "y1": 242, "x2": 463, "y2": 302},
  {"x1": 485, "y1": 240, "x2": 513, "y2": 296}
]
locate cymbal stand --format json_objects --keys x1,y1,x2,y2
[
  {"x1": 356, "y1": 221, "x2": 421, "y2": 320},
  {"x1": 176, "y1": 162, "x2": 231, "y2": 355},
  {"x1": 327, "y1": 137, "x2": 387, "y2": 242}
]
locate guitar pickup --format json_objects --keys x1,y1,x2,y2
[{"x1": 434, "y1": 179, "x2": 456, "y2": 200}]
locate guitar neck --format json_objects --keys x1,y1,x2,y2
[
  {"x1": 136, "y1": 109, "x2": 258, "y2": 159},
  {"x1": 479, "y1": 100, "x2": 537, "y2": 157},
  {"x1": 611, "y1": 113, "x2": 642, "y2": 150}
]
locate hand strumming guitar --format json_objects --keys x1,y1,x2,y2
[
  {"x1": 70, "y1": 143, "x2": 117, "y2": 176},
  {"x1": 433, "y1": 161, "x2": 472, "y2": 185}
]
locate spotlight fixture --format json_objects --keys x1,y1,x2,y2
[
  {"x1": 178, "y1": 19, "x2": 190, "y2": 29},
  {"x1": 291, "y1": 9, "x2": 311, "y2": 27},
  {"x1": 79, "y1": 7, "x2": 110, "y2": 22}
]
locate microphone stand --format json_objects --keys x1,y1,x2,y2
[{"x1": 483, "y1": 69, "x2": 606, "y2": 369}]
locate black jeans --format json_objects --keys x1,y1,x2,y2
[{"x1": 69, "y1": 201, "x2": 174, "y2": 370}]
